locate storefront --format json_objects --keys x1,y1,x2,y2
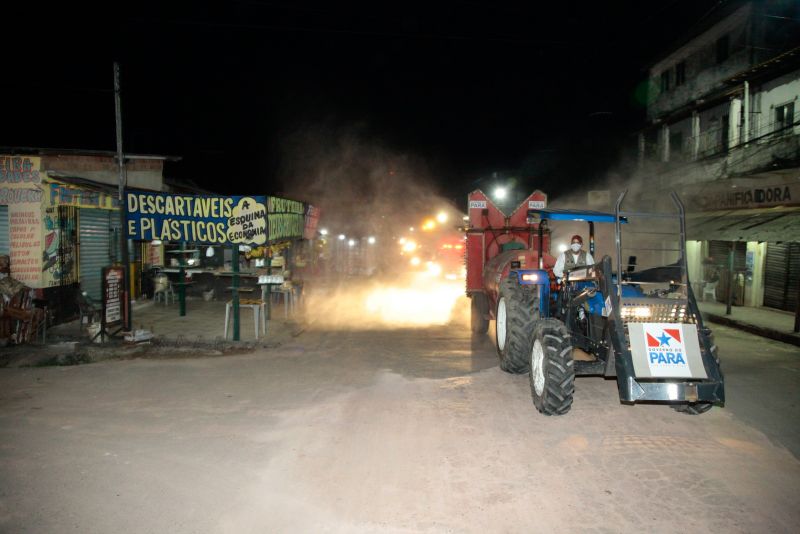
[
  {"x1": 683, "y1": 175, "x2": 800, "y2": 312},
  {"x1": 0, "y1": 152, "x2": 168, "y2": 323},
  {"x1": 126, "y1": 191, "x2": 318, "y2": 303}
]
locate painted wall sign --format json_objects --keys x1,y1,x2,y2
[
  {"x1": 711, "y1": 185, "x2": 794, "y2": 209},
  {"x1": 0, "y1": 156, "x2": 44, "y2": 287},
  {"x1": 691, "y1": 182, "x2": 800, "y2": 211},
  {"x1": 8, "y1": 207, "x2": 42, "y2": 286},
  {"x1": 125, "y1": 191, "x2": 267, "y2": 245},
  {"x1": 0, "y1": 156, "x2": 42, "y2": 204},
  {"x1": 469, "y1": 200, "x2": 487, "y2": 209},
  {"x1": 47, "y1": 180, "x2": 119, "y2": 210},
  {"x1": 42, "y1": 206, "x2": 78, "y2": 288},
  {"x1": 267, "y1": 196, "x2": 306, "y2": 243}
]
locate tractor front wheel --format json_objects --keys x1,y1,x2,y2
[{"x1": 529, "y1": 318, "x2": 575, "y2": 415}]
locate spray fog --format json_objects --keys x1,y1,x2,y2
[{"x1": 278, "y1": 125, "x2": 469, "y2": 329}]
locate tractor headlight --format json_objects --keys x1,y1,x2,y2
[
  {"x1": 621, "y1": 306, "x2": 652, "y2": 319},
  {"x1": 521, "y1": 273, "x2": 538, "y2": 282}
]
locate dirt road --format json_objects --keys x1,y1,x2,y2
[{"x1": 0, "y1": 324, "x2": 798, "y2": 533}]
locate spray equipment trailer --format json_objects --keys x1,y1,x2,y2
[{"x1": 464, "y1": 189, "x2": 724, "y2": 416}]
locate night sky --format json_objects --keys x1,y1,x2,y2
[{"x1": 6, "y1": 1, "x2": 722, "y2": 203}]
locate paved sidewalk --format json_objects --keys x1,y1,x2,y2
[
  {"x1": 1, "y1": 297, "x2": 303, "y2": 368},
  {"x1": 128, "y1": 297, "x2": 302, "y2": 344},
  {"x1": 698, "y1": 301, "x2": 800, "y2": 347}
]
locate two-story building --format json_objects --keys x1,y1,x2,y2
[{"x1": 637, "y1": 0, "x2": 800, "y2": 313}]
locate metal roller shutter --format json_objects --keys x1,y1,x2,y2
[
  {"x1": 709, "y1": 240, "x2": 746, "y2": 270},
  {"x1": 790, "y1": 245, "x2": 800, "y2": 313},
  {"x1": 0, "y1": 205, "x2": 8, "y2": 255},
  {"x1": 764, "y1": 242, "x2": 800, "y2": 312},
  {"x1": 79, "y1": 209, "x2": 113, "y2": 301}
]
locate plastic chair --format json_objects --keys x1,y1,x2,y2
[
  {"x1": 153, "y1": 274, "x2": 176, "y2": 305},
  {"x1": 702, "y1": 281, "x2": 717, "y2": 302},
  {"x1": 272, "y1": 285, "x2": 296, "y2": 318},
  {"x1": 76, "y1": 291, "x2": 100, "y2": 327},
  {"x1": 224, "y1": 299, "x2": 267, "y2": 339}
]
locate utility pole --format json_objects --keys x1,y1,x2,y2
[
  {"x1": 794, "y1": 269, "x2": 800, "y2": 333},
  {"x1": 114, "y1": 62, "x2": 132, "y2": 331},
  {"x1": 726, "y1": 242, "x2": 734, "y2": 316}
]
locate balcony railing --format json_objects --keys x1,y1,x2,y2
[
  {"x1": 641, "y1": 117, "x2": 800, "y2": 164},
  {"x1": 689, "y1": 117, "x2": 799, "y2": 160}
]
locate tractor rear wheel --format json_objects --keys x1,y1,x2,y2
[
  {"x1": 529, "y1": 318, "x2": 575, "y2": 415},
  {"x1": 671, "y1": 402, "x2": 713, "y2": 415},
  {"x1": 470, "y1": 293, "x2": 489, "y2": 334},
  {"x1": 495, "y1": 277, "x2": 537, "y2": 374}
]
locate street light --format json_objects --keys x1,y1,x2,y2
[
  {"x1": 494, "y1": 186, "x2": 507, "y2": 200},
  {"x1": 367, "y1": 236, "x2": 376, "y2": 244},
  {"x1": 558, "y1": 243, "x2": 568, "y2": 253},
  {"x1": 436, "y1": 212, "x2": 448, "y2": 224},
  {"x1": 338, "y1": 234, "x2": 346, "y2": 240},
  {"x1": 348, "y1": 239, "x2": 356, "y2": 247},
  {"x1": 319, "y1": 228, "x2": 329, "y2": 236}
]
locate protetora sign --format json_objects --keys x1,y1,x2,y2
[
  {"x1": 125, "y1": 190, "x2": 267, "y2": 245},
  {"x1": 267, "y1": 196, "x2": 306, "y2": 243}
]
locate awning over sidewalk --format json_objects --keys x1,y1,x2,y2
[{"x1": 686, "y1": 206, "x2": 800, "y2": 242}]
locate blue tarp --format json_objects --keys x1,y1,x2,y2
[{"x1": 528, "y1": 208, "x2": 626, "y2": 223}]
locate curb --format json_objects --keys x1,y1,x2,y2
[
  {"x1": 1, "y1": 320, "x2": 309, "y2": 368},
  {"x1": 703, "y1": 313, "x2": 800, "y2": 347}
]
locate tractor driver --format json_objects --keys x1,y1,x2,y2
[{"x1": 553, "y1": 234, "x2": 594, "y2": 280}]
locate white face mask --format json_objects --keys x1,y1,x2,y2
[{"x1": 570, "y1": 243, "x2": 582, "y2": 253}]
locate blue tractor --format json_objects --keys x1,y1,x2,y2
[{"x1": 505, "y1": 192, "x2": 724, "y2": 416}]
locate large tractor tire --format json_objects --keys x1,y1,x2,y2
[
  {"x1": 470, "y1": 293, "x2": 489, "y2": 334},
  {"x1": 671, "y1": 402, "x2": 713, "y2": 415},
  {"x1": 495, "y1": 277, "x2": 537, "y2": 374},
  {"x1": 529, "y1": 318, "x2": 575, "y2": 415}
]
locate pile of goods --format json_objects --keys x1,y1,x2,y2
[{"x1": 0, "y1": 255, "x2": 45, "y2": 345}]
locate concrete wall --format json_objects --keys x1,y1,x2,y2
[
  {"x1": 41, "y1": 155, "x2": 164, "y2": 191},
  {"x1": 686, "y1": 240, "x2": 704, "y2": 296},
  {"x1": 649, "y1": 79, "x2": 800, "y2": 190},
  {"x1": 756, "y1": 71, "x2": 800, "y2": 137},
  {"x1": 648, "y1": 4, "x2": 752, "y2": 120}
]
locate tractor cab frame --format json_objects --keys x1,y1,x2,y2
[{"x1": 510, "y1": 191, "x2": 724, "y2": 413}]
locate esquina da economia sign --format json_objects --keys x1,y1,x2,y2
[{"x1": 125, "y1": 190, "x2": 267, "y2": 246}]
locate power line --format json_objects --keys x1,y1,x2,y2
[{"x1": 125, "y1": 16, "x2": 572, "y2": 47}]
